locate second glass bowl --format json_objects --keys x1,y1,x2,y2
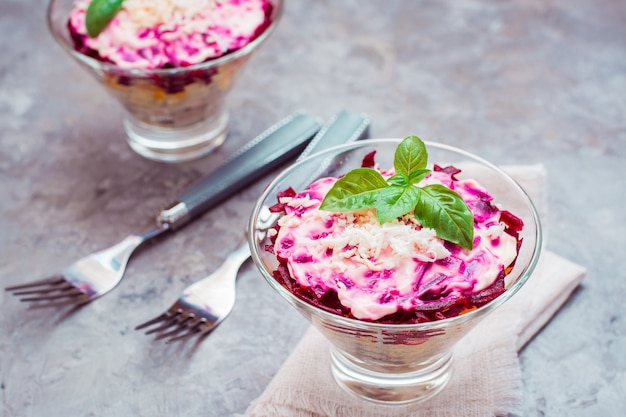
[{"x1": 47, "y1": 0, "x2": 283, "y2": 163}]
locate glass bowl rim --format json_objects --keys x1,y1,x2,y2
[
  {"x1": 248, "y1": 138, "x2": 543, "y2": 331},
  {"x1": 46, "y1": 0, "x2": 284, "y2": 76}
]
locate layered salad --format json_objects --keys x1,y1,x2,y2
[
  {"x1": 64, "y1": 0, "x2": 276, "y2": 128},
  {"x1": 266, "y1": 137, "x2": 524, "y2": 324}
]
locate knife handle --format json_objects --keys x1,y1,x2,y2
[{"x1": 157, "y1": 112, "x2": 322, "y2": 229}]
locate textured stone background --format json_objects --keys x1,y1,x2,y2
[{"x1": 1, "y1": 0, "x2": 624, "y2": 416}]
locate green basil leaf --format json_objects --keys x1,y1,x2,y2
[
  {"x1": 408, "y1": 168, "x2": 431, "y2": 184},
  {"x1": 374, "y1": 185, "x2": 420, "y2": 224},
  {"x1": 414, "y1": 184, "x2": 474, "y2": 250},
  {"x1": 394, "y1": 135, "x2": 428, "y2": 176},
  {"x1": 86, "y1": 0, "x2": 124, "y2": 38},
  {"x1": 387, "y1": 173, "x2": 409, "y2": 187},
  {"x1": 319, "y1": 168, "x2": 388, "y2": 212}
]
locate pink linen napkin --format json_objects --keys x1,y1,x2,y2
[{"x1": 243, "y1": 166, "x2": 586, "y2": 417}]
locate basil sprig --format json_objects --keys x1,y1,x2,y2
[
  {"x1": 319, "y1": 136, "x2": 475, "y2": 250},
  {"x1": 85, "y1": 0, "x2": 124, "y2": 38}
]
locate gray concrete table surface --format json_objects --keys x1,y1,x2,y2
[{"x1": 1, "y1": 0, "x2": 624, "y2": 416}]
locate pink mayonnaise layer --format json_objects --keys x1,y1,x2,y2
[
  {"x1": 68, "y1": 0, "x2": 272, "y2": 69},
  {"x1": 272, "y1": 170, "x2": 519, "y2": 321}
]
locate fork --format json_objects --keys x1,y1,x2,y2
[
  {"x1": 5, "y1": 112, "x2": 322, "y2": 309},
  {"x1": 135, "y1": 110, "x2": 371, "y2": 342},
  {"x1": 134, "y1": 239, "x2": 252, "y2": 343},
  {"x1": 134, "y1": 208, "x2": 276, "y2": 343},
  {"x1": 5, "y1": 227, "x2": 168, "y2": 308}
]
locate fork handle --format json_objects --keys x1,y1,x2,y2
[{"x1": 157, "y1": 112, "x2": 322, "y2": 230}]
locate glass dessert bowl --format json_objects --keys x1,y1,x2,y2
[
  {"x1": 248, "y1": 138, "x2": 542, "y2": 404},
  {"x1": 47, "y1": 0, "x2": 283, "y2": 163}
]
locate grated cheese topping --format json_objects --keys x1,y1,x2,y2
[{"x1": 118, "y1": 0, "x2": 219, "y2": 28}]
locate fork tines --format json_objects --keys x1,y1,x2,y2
[
  {"x1": 135, "y1": 308, "x2": 217, "y2": 344},
  {"x1": 5, "y1": 276, "x2": 91, "y2": 308}
]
